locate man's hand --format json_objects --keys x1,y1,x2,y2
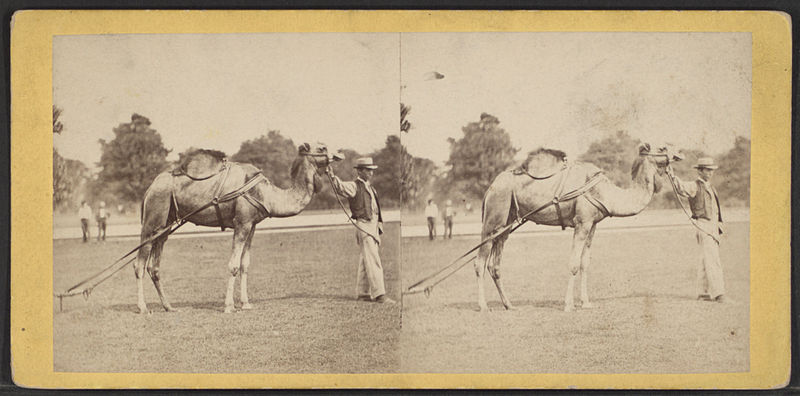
[
  {"x1": 325, "y1": 166, "x2": 333, "y2": 176},
  {"x1": 665, "y1": 165, "x2": 674, "y2": 177}
]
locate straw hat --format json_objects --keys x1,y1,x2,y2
[
  {"x1": 354, "y1": 157, "x2": 378, "y2": 170},
  {"x1": 693, "y1": 157, "x2": 719, "y2": 170}
]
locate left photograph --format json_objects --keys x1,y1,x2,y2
[{"x1": 52, "y1": 33, "x2": 401, "y2": 373}]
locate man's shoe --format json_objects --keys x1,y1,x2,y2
[
  {"x1": 374, "y1": 295, "x2": 396, "y2": 304},
  {"x1": 356, "y1": 295, "x2": 371, "y2": 302}
]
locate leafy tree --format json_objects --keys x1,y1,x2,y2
[
  {"x1": 442, "y1": 113, "x2": 519, "y2": 201},
  {"x1": 399, "y1": 103, "x2": 416, "y2": 206},
  {"x1": 370, "y1": 135, "x2": 402, "y2": 208},
  {"x1": 95, "y1": 113, "x2": 171, "y2": 204},
  {"x1": 714, "y1": 136, "x2": 750, "y2": 207},
  {"x1": 405, "y1": 156, "x2": 438, "y2": 210},
  {"x1": 231, "y1": 131, "x2": 296, "y2": 189},
  {"x1": 52, "y1": 105, "x2": 90, "y2": 210},
  {"x1": 578, "y1": 130, "x2": 641, "y2": 188}
]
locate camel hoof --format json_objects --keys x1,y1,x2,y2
[
  {"x1": 224, "y1": 307, "x2": 236, "y2": 314},
  {"x1": 564, "y1": 305, "x2": 575, "y2": 312},
  {"x1": 504, "y1": 304, "x2": 518, "y2": 311},
  {"x1": 137, "y1": 307, "x2": 148, "y2": 315},
  {"x1": 241, "y1": 303, "x2": 253, "y2": 310},
  {"x1": 164, "y1": 306, "x2": 180, "y2": 312},
  {"x1": 478, "y1": 305, "x2": 490, "y2": 312},
  {"x1": 580, "y1": 302, "x2": 595, "y2": 309}
]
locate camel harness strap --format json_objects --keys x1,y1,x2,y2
[
  {"x1": 54, "y1": 171, "x2": 270, "y2": 311},
  {"x1": 404, "y1": 170, "x2": 606, "y2": 297}
]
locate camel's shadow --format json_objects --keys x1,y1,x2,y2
[
  {"x1": 107, "y1": 293, "x2": 359, "y2": 314},
  {"x1": 443, "y1": 292, "x2": 701, "y2": 313},
  {"x1": 445, "y1": 299, "x2": 562, "y2": 312}
]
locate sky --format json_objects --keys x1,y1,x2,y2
[
  {"x1": 54, "y1": 32, "x2": 751, "y2": 169},
  {"x1": 53, "y1": 33, "x2": 400, "y2": 167},
  {"x1": 401, "y1": 32, "x2": 751, "y2": 165}
]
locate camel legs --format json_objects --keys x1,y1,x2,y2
[
  {"x1": 224, "y1": 222, "x2": 251, "y2": 313},
  {"x1": 578, "y1": 223, "x2": 597, "y2": 309},
  {"x1": 564, "y1": 222, "x2": 593, "y2": 312},
  {"x1": 488, "y1": 236, "x2": 515, "y2": 310},
  {"x1": 147, "y1": 236, "x2": 177, "y2": 312},
  {"x1": 475, "y1": 243, "x2": 491, "y2": 312},
  {"x1": 134, "y1": 243, "x2": 151, "y2": 314},
  {"x1": 239, "y1": 224, "x2": 256, "y2": 310}
]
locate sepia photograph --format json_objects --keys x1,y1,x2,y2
[
  {"x1": 9, "y1": 10, "x2": 790, "y2": 389},
  {"x1": 51, "y1": 33, "x2": 402, "y2": 373},
  {"x1": 399, "y1": 32, "x2": 751, "y2": 373}
]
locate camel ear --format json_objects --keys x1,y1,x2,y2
[
  {"x1": 638, "y1": 143, "x2": 651, "y2": 154},
  {"x1": 298, "y1": 143, "x2": 310, "y2": 153}
]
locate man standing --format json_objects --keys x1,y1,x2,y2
[
  {"x1": 78, "y1": 201, "x2": 92, "y2": 242},
  {"x1": 96, "y1": 201, "x2": 110, "y2": 241},
  {"x1": 328, "y1": 157, "x2": 395, "y2": 304},
  {"x1": 667, "y1": 157, "x2": 730, "y2": 303},
  {"x1": 443, "y1": 200, "x2": 455, "y2": 239},
  {"x1": 424, "y1": 199, "x2": 439, "y2": 241}
]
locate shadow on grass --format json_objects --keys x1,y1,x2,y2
[
  {"x1": 444, "y1": 299, "x2": 564, "y2": 312},
  {"x1": 105, "y1": 292, "x2": 359, "y2": 314}
]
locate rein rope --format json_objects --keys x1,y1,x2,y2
[
  {"x1": 665, "y1": 166, "x2": 721, "y2": 244},
  {"x1": 325, "y1": 171, "x2": 381, "y2": 244},
  {"x1": 54, "y1": 171, "x2": 270, "y2": 311},
  {"x1": 404, "y1": 170, "x2": 607, "y2": 296}
]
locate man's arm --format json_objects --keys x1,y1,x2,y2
[
  {"x1": 665, "y1": 167, "x2": 697, "y2": 198},
  {"x1": 327, "y1": 170, "x2": 357, "y2": 198}
]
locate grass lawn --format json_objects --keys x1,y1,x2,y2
[
  {"x1": 53, "y1": 223, "x2": 400, "y2": 373},
  {"x1": 400, "y1": 222, "x2": 749, "y2": 373}
]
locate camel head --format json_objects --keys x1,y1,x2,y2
[
  {"x1": 635, "y1": 143, "x2": 683, "y2": 193},
  {"x1": 294, "y1": 142, "x2": 345, "y2": 193}
]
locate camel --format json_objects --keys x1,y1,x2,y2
[
  {"x1": 135, "y1": 142, "x2": 336, "y2": 314},
  {"x1": 475, "y1": 143, "x2": 679, "y2": 312}
]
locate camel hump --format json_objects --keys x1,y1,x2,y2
[
  {"x1": 173, "y1": 149, "x2": 228, "y2": 180},
  {"x1": 517, "y1": 147, "x2": 568, "y2": 178}
]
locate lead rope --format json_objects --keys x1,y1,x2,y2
[
  {"x1": 666, "y1": 166, "x2": 720, "y2": 244},
  {"x1": 325, "y1": 171, "x2": 381, "y2": 244}
]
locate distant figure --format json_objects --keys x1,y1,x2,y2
[
  {"x1": 464, "y1": 201, "x2": 473, "y2": 215},
  {"x1": 667, "y1": 157, "x2": 730, "y2": 304},
  {"x1": 117, "y1": 204, "x2": 124, "y2": 215},
  {"x1": 443, "y1": 200, "x2": 455, "y2": 239},
  {"x1": 328, "y1": 157, "x2": 395, "y2": 304},
  {"x1": 424, "y1": 199, "x2": 439, "y2": 241},
  {"x1": 96, "y1": 201, "x2": 110, "y2": 241},
  {"x1": 78, "y1": 201, "x2": 92, "y2": 242}
]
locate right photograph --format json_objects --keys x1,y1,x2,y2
[{"x1": 399, "y1": 32, "x2": 750, "y2": 373}]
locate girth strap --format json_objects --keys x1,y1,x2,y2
[
  {"x1": 212, "y1": 163, "x2": 232, "y2": 231},
  {"x1": 552, "y1": 166, "x2": 571, "y2": 230}
]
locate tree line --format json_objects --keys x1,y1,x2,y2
[
  {"x1": 406, "y1": 113, "x2": 750, "y2": 211},
  {"x1": 52, "y1": 110, "x2": 405, "y2": 213},
  {"x1": 53, "y1": 108, "x2": 750, "y2": 214}
]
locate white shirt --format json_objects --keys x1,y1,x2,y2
[
  {"x1": 425, "y1": 203, "x2": 439, "y2": 218},
  {"x1": 78, "y1": 205, "x2": 92, "y2": 220}
]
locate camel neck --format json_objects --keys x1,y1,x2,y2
[
  {"x1": 258, "y1": 159, "x2": 316, "y2": 217},
  {"x1": 605, "y1": 162, "x2": 656, "y2": 217}
]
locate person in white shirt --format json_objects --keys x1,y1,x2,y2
[
  {"x1": 328, "y1": 157, "x2": 394, "y2": 304},
  {"x1": 424, "y1": 199, "x2": 439, "y2": 241},
  {"x1": 667, "y1": 157, "x2": 730, "y2": 304},
  {"x1": 96, "y1": 201, "x2": 110, "y2": 241},
  {"x1": 77, "y1": 201, "x2": 92, "y2": 242},
  {"x1": 443, "y1": 200, "x2": 455, "y2": 239}
]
